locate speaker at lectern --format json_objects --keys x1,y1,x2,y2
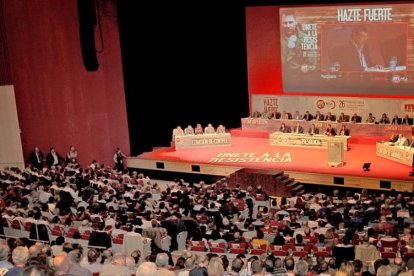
[{"x1": 328, "y1": 141, "x2": 344, "y2": 167}]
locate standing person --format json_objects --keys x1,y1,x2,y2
[
  {"x1": 29, "y1": 146, "x2": 44, "y2": 170},
  {"x1": 113, "y1": 148, "x2": 126, "y2": 172},
  {"x1": 66, "y1": 145, "x2": 78, "y2": 164}
]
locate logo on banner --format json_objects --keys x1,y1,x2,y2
[
  {"x1": 316, "y1": 99, "x2": 336, "y2": 110},
  {"x1": 403, "y1": 103, "x2": 414, "y2": 114}
]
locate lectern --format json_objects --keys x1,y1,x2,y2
[{"x1": 328, "y1": 141, "x2": 344, "y2": 167}]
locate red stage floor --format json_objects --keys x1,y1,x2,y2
[{"x1": 138, "y1": 135, "x2": 412, "y2": 181}]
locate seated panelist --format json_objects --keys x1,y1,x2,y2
[
  {"x1": 194, "y1": 123, "x2": 204, "y2": 135},
  {"x1": 204, "y1": 123, "x2": 216, "y2": 134},
  {"x1": 216, "y1": 124, "x2": 226, "y2": 134},
  {"x1": 308, "y1": 124, "x2": 319, "y2": 135},
  {"x1": 279, "y1": 123, "x2": 291, "y2": 133},
  {"x1": 184, "y1": 125, "x2": 194, "y2": 135}
]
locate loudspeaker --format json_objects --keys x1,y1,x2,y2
[
  {"x1": 156, "y1": 162, "x2": 164, "y2": 169},
  {"x1": 363, "y1": 163, "x2": 371, "y2": 171},
  {"x1": 333, "y1": 177, "x2": 344, "y2": 185},
  {"x1": 78, "y1": 0, "x2": 99, "y2": 71},
  {"x1": 380, "y1": 180, "x2": 391, "y2": 189},
  {"x1": 192, "y1": 165, "x2": 200, "y2": 172}
]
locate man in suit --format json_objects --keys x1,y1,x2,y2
[
  {"x1": 351, "y1": 113, "x2": 360, "y2": 123},
  {"x1": 324, "y1": 124, "x2": 336, "y2": 136},
  {"x1": 324, "y1": 112, "x2": 334, "y2": 121},
  {"x1": 46, "y1": 147, "x2": 64, "y2": 168},
  {"x1": 330, "y1": 26, "x2": 381, "y2": 71},
  {"x1": 401, "y1": 114, "x2": 412, "y2": 125},
  {"x1": 293, "y1": 122, "x2": 304, "y2": 134},
  {"x1": 314, "y1": 111, "x2": 324, "y2": 121},
  {"x1": 29, "y1": 147, "x2": 44, "y2": 170},
  {"x1": 303, "y1": 111, "x2": 313, "y2": 121},
  {"x1": 308, "y1": 124, "x2": 319, "y2": 135}
]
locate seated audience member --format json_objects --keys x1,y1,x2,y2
[
  {"x1": 391, "y1": 114, "x2": 401, "y2": 125},
  {"x1": 314, "y1": 111, "x2": 323, "y2": 121},
  {"x1": 379, "y1": 113, "x2": 390, "y2": 124},
  {"x1": 395, "y1": 133, "x2": 408, "y2": 146},
  {"x1": 337, "y1": 112, "x2": 348, "y2": 123},
  {"x1": 401, "y1": 114, "x2": 412, "y2": 125},
  {"x1": 303, "y1": 111, "x2": 313, "y2": 121},
  {"x1": 172, "y1": 126, "x2": 185, "y2": 140},
  {"x1": 351, "y1": 113, "x2": 360, "y2": 123},
  {"x1": 365, "y1": 113, "x2": 376, "y2": 123},
  {"x1": 293, "y1": 122, "x2": 304, "y2": 134},
  {"x1": 216, "y1": 124, "x2": 226, "y2": 134},
  {"x1": 279, "y1": 122, "x2": 291, "y2": 133},
  {"x1": 204, "y1": 123, "x2": 216, "y2": 134},
  {"x1": 184, "y1": 125, "x2": 194, "y2": 135},
  {"x1": 324, "y1": 112, "x2": 334, "y2": 121},
  {"x1": 338, "y1": 125, "x2": 350, "y2": 136},
  {"x1": 308, "y1": 124, "x2": 319, "y2": 135},
  {"x1": 324, "y1": 124, "x2": 336, "y2": 136},
  {"x1": 194, "y1": 123, "x2": 204, "y2": 135},
  {"x1": 293, "y1": 110, "x2": 302, "y2": 120}
]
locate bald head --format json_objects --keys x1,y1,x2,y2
[
  {"x1": 53, "y1": 253, "x2": 70, "y2": 274},
  {"x1": 136, "y1": 262, "x2": 157, "y2": 276}
]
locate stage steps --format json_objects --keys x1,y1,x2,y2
[
  {"x1": 227, "y1": 168, "x2": 293, "y2": 197},
  {"x1": 287, "y1": 181, "x2": 305, "y2": 194}
]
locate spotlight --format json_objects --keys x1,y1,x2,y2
[{"x1": 362, "y1": 163, "x2": 371, "y2": 171}]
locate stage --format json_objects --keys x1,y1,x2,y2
[{"x1": 127, "y1": 130, "x2": 414, "y2": 192}]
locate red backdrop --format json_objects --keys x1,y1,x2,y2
[{"x1": 3, "y1": 0, "x2": 129, "y2": 167}]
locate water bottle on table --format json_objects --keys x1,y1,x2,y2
[{"x1": 389, "y1": 56, "x2": 397, "y2": 71}]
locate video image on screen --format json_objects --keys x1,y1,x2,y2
[{"x1": 280, "y1": 4, "x2": 414, "y2": 95}]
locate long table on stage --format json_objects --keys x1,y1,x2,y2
[
  {"x1": 270, "y1": 132, "x2": 350, "y2": 151},
  {"x1": 376, "y1": 142, "x2": 414, "y2": 167},
  {"x1": 242, "y1": 118, "x2": 413, "y2": 137},
  {"x1": 174, "y1": 133, "x2": 231, "y2": 150}
]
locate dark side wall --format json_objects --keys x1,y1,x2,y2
[{"x1": 2, "y1": 0, "x2": 129, "y2": 167}]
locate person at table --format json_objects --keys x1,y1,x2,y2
[
  {"x1": 408, "y1": 136, "x2": 414, "y2": 148},
  {"x1": 303, "y1": 111, "x2": 313, "y2": 121},
  {"x1": 338, "y1": 125, "x2": 350, "y2": 136},
  {"x1": 250, "y1": 111, "x2": 261, "y2": 118},
  {"x1": 391, "y1": 114, "x2": 401, "y2": 125},
  {"x1": 365, "y1": 113, "x2": 376, "y2": 123},
  {"x1": 395, "y1": 133, "x2": 408, "y2": 146},
  {"x1": 282, "y1": 111, "x2": 290, "y2": 119},
  {"x1": 308, "y1": 124, "x2": 319, "y2": 135},
  {"x1": 279, "y1": 122, "x2": 291, "y2": 133},
  {"x1": 324, "y1": 124, "x2": 336, "y2": 136},
  {"x1": 261, "y1": 111, "x2": 272, "y2": 119},
  {"x1": 351, "y1": 113, "x2": 360, "y2": 123},
  {"x1": 204, "y1": 123, "x2": 216, "y2": 134},
  {"x1": 194, "y1": 123, "x2": 204, "y2": 135},
  {"x1": 389, "y1": 134, "x2": 398, "y2": 143},
  {"x1": 401, "y1": 114, "x2": 412, "y2": 125},
  {"x1": 314, "y1": 111, "x2": 323, "y2": 121},
  {"x1": 172, "y1": 126, "x2": 185, "y2": 140},
  {"x1": 324, "y1": 112, "x2": 335, "y2": 121},
  {"x1": 379, "y1": 113, "x2": 390, "y2": 124},
  {"x1": 337, "y1": 112, "x2": 348, "y2": 123},
  {"x1": 184, "y1": 125, "x2": 194, "y2": 135},
  {"x1": 293, "y1": 122, "x2": 304, "y2": 134},
  {"x1": 216, "y1": 124, "x2": 226, "y2": 134},
  {"x1": 293, "y1": 110, "x2": 302, "y2": 120}
]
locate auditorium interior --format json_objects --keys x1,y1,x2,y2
[{"x1": 1, "y1": 0, "x2": 414, "y2": 275}]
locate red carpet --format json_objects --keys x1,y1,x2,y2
[{"x1": 138, "y1": 135, "x2": 412, "y2": 181}]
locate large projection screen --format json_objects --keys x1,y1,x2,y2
[{"x1": 279, "y1": 4, "x2": 414, "y2": 95}]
